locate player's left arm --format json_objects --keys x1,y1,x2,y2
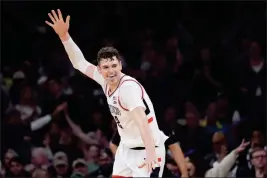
[
  {"x1": 168, "y1": 143, "x2": 188, "y2": 177},
  {"x1": 165, "y1": 129, "x2": 188, "y2": 177},
  {"x1": 120, "y1": 83, "x2": 157, "y2": 171}
]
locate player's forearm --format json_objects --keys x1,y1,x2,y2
[
  {"x1": 139, "y1": 123, "x2": 156, "y2": 152},
  {"x1": 168, "y1": 143, "x2": 188, "y2": 176},
  {"x1": 132, "y1": 107, "x2": 156, "y2": 152},
  {"x1": 61, "y1": 33, "x2": 94, "y2": 73}
]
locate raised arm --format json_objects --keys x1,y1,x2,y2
[{"x1": 45, "y1": 9, "x2": 104, "y2": 86}]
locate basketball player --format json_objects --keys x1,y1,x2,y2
[{"x1": 45, "y1": 9, "x2": 168, "y2": 177}]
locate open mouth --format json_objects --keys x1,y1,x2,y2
[{"x1": 108, "y1": 75, "x2": 116, "y2": 79}]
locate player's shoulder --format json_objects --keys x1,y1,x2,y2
[{"x1": 119, "y1": 75, "x2": 141, "y2": 88}]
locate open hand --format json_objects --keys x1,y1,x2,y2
[
  {"x1": 45, "y1": 9, "x2": 70, "y2": 38},
  {"x1": 51, "y1": 102, "x2": 68, "y2": 118},
  {"x1": 138, "y1": 152, "x2": 159, "y2": 174}
]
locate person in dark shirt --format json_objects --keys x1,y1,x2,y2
[{"x1": 109, "y1": 125, "x2": 188, "y2": 177}]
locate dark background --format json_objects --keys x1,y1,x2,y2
[{"x1": 1, "y1": 1, "x2": 266, "y2": 178}]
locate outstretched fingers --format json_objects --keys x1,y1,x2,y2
[
  {"x1": 57, "y1": 9, "x2": 63, "y2": 20},
  {"x1": 45, "y1": 21, "x2": 54, "y2": 27},
  {"x1": 48, "y1": 13, "x2": 56, "y2": 23},
  {"x1": 65, "y1": 15, "x2": 70, "y2": 25},
  {"x1": 51, "y1": 10, "x2": 59, "y2": 21}
]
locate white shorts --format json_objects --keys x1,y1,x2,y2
[{"x1": 112, "y1": 143, "x2": 166, "y2": 177}]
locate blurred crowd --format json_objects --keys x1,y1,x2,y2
[{"x1": 1, "y1": 1, "x2": 266, "y2": 178}]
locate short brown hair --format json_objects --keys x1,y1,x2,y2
[{"x1": 97, "y1": 47, "x2": 120, "y2": 64}]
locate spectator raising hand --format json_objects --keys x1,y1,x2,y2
[{"x1": 235, "y1": 139, "x2": 250, "y2": 154}]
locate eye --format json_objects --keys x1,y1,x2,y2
[
  {"x1": 103, "y1": 66, "x2": 108, "y2": 69},
  {"x1": 112, "y1": 64, "x2": 117, "y2": 68}
]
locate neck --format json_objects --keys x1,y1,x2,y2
[{"x1": 108, "y1": 73, "x2": 124, "y2": 92}]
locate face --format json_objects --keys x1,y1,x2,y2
[
  {"x1": 74, "y1": 164, "x2": 88, "y2": 175},
  {"x1": 86, "y1": 145, "x2": 100, "y2": 160},
  {"x1": 164, "y1": 107, "x2": 176, "y2": 122},
  {"x1": 55, "y1": 164, "x2": 68, "y2": 175},
  {"x1": 4, "y1": 152, "x2": 15, "y2": 167},
  {"x1": 10, "y1": 161, "x2": 23, "y2": 176},
  {"x1": 186, "y1": 112, "x2": 198, "y2": 128},
  {"x1": 31, "y1": 153, "x2": 47, "y2": 166},
  {"x1": 251, "y1": 131, "x2": 264, "y2": 148},
  {"x1": 48, "y1": 80, "x2": 61, "y2": 96},
  {"x1": 21, "y1": 87, "x2": 33, "y2": 100},
  {"x1": 251, "y1": 150, "x2": 267, "y2": 169},
  {"x1": 98, "y1": 57, "x2": 122, "y2": 86}
]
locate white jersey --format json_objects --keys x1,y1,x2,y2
[
  {"x1": 103, "y1": 75, "x2": 168, "y2": 148},
  {"x1": 62, "y1": 37, "x2": 168, "y2": 148}
]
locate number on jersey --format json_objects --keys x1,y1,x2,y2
[{"x1": 114, "y1": 116, "x2": 123, "y2": 129}]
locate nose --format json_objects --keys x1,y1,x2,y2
[{"x1": 107, "y1": 68, "x2": 114, "y2": 74}]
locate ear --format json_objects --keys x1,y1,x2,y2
[{"x1": 119, "y1": 61, "x2": 122, "y2": 70}]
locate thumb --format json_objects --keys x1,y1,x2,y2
[{"x1": 66, "y1": 15, "x2": 70, "y2": 25}]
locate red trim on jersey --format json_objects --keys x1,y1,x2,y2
[
  {"x1": 112, "y1": 175, "x2": 132, "y2": 178},
  {"x1": 108, "y1": 75, "x2": 127, "y2": 97},
  {"x1": 118, "y1": 79, "x2": 144, "y2": 111},
  {"x1": 118, "y1": 97, "x2": 129, "y2": 111},
  {"x1": 104, "y1": 83, "x2": 108, "y2": 96},
  {"x1": 158, "y1": 157, "x2": 162, "y2": 162},
  {"x1": 148, "y1": 117, "x2": 153, "y2": 123}
]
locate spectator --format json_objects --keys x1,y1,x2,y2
[
  {"x1": 53, "y1": 154, "x2": 70, "y2": 177},
  {"x1": 6, "y1": 156, "x2": 31, "y2": 177},
  {"x1": 204, "y1": 131, "x2": 228, "y2": 169},
  {"x1": 28, "y1": 147, "x2": 50, "y2": 172},
  {"x1": 237, "y1": 147, "x2": 267, "y2": 178},
  {"x1": 72, "y1": 158, "x2": 89, "y2": 177},
  {"x1": 3, "y1": 149, "x2": 18, "y2": 170},
  {"x1": 205, "y1": 139, "x2": 249, "y2": 177},
  {"x1": 15, "y1": 85, "x2": 42, "y2": 122}
]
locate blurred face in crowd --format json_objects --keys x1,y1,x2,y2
[
  {"x1": 249, "y1": 42, "x2": 261, "y2": 58},
  {"x1": 206, "y1": 102, "x2": 218, "y2": 123},
  {"x1": 55, "y1": 163, "x2": 68, "y2": 176},
  {"x1": 73, "y1": 163, "x2": 88, "y2": 176},
  {"x1": 251, "y1": 149, "x2": 267, "y2": 169},
  {"x1": 4, "y1": 151, "x2": 16, "y2": 167},
  {"x1": 251, "y1": 131, "x2": 265, "y2": 148},
  {"x1": 185, "y1": 102, "x2": 199, "y2": 128},
  {"x1": 20, "y1": 86, "x2": 33, "y2": 101},
  {"x1": 31, "y1": 149, "x2": 48, "y2": 166},
  {"x1": 10, "y1": 161, "x2": 23, "y2": 176},
  {"x1": 48, "y1": 79, "x2": 62, "y2": 96},
  {"x1": 85, "y1": 145, "x2": 100, "y2": 161},
  {"x1": 98, "y1": 57, "x2": 122, "y2": 86},
  {"x1": 164, "y1": 107, "x2": 176, "y2": 122},
  {"x1": 186, "y1": 112, "x2": 198, "y2": 129}
]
